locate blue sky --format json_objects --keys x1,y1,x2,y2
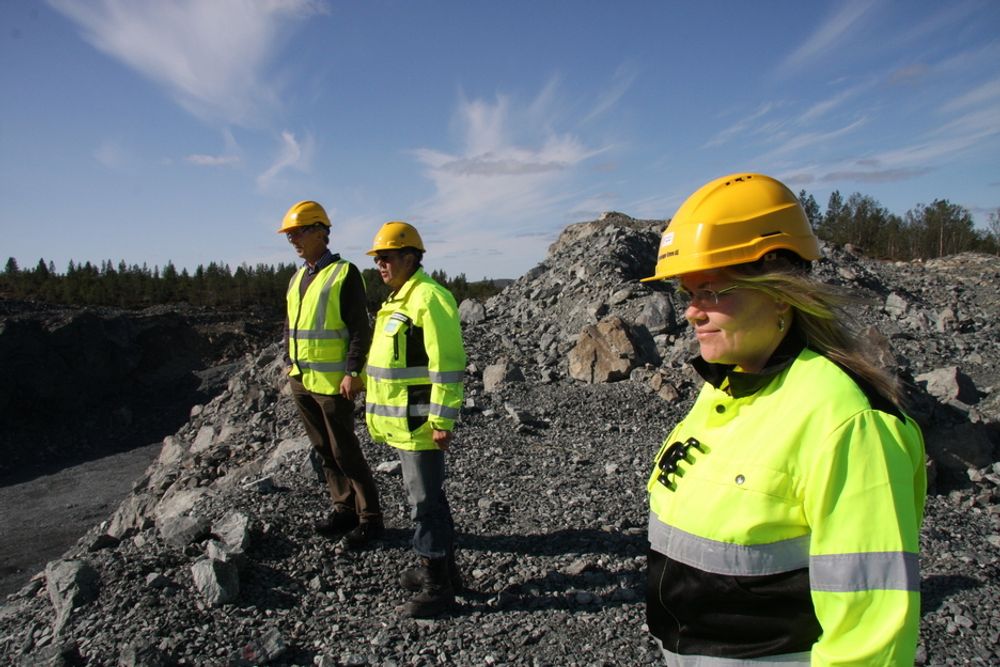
[{"x1": 2, "y1": 0, "x2": 998, "y2": 281}]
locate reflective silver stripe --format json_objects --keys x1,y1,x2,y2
[
  {"x1": 288, "y1": 328, "x2": 349, "y2": 340},
  {"x1": 648, "y1": 511, "x2": 809, "y2": 575},
  {"x1": 810, "y1": 551, "x2": 920, "y2": 592},
  {"x1": 366, "y1": 366, "x2": 463, "y2": 382},
  {"x1": 297, "y1": 360, "x2": 347, "y2": 373},
  {"x1": 366, "y1": 404, "x2": 407, "y2": 418},
  {"x1": 428, "y1": 370, "x2": 464, "y2": 383},
  {"x1": 311, "y1": 261, "x2": 347, "y2": 329},
  {"x1": 366, "y1": 366, "x2": 430, "y2": 380},
  {"x1": 656, "y1": 638, "x2": 810, "y2": 666},
  {"x1": 430, "y1": 403, "x2": 460, "y2": 420},
  {"x1": 366, "y1": 403, "x2": 432, "y2": 418}
]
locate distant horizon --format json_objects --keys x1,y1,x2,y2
[
  {"x1": 7, "y1": 185, "x2": 993, "y2": 283},
  {"x1": 3, "y1": 1, "x2": 998, "y2": 281},
  {"x1": 4, "y1": 254, "x2": 523, "y2": 284}
]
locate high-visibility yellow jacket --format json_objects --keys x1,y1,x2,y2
[
  {"x1": 365, "y1": 268, "x2": 465, "y2": 450},
  {"x1": 647, "y1": 339, "x2": 925, "y2": 666},
  {"x1": 286, "y1": 258, "x2": 354, "y2": 395}
]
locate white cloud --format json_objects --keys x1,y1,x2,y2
[
  {"x1": 412, "y1": 90, "x2": 607, "y2": 226},
  {"x1": 185, "y1": 128, "x2": 242, "y2": 167},
  {"x1": 405, "y1": 84, "x2": 619, "y2": 278},
  {"x1": 48, "y1": 0, "x2": 326, "y2": 126},
  {"x1": 257, "y1": 130, "x2": 313, "y2": 190},
  {"x1": 186, "y1": 154, "x2": 240, "y2": 167}
]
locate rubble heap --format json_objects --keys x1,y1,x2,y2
[{"x1": 1, "y1": 214, "x2": 997, "y2": 665}]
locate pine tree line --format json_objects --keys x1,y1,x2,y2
[
  {"x1": 0, "y1": 258, "x2": 504, "y2": 313},
  {"x1": 798, "y1": 191, "x2": 1000, "y2": 260},
  {"x1": 3, "y1": 192, "x2": 997, "y2": 311}
]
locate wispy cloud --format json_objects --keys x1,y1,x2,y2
[
  {"x1": 798, "y1": 83, "x2": 869, "y2": 124},
  {"x1": 775, "y1": 0, "x2": 877, "y2": 77},
  {"x1": 761, "y1": 117, "x2": 868, "y2": 161},
  {"x1": 48, "y1": 0, "x2": 326, "y2": 126},
  {"x1": 186, "y1": 154, "x2": 240, "y2": 167},
  {"x1": 581, "y1": 62, "x2": 638, "y2": 125},
  {"x1": 704, "y1": 103, "x2": 779, "y2": 148},
  {"x1": 412, "y1": 90, "x2": 607, "y2": 226},
  {"x1": 941, "y1": 77, "x2": 1000, "y2": 114},
  {"x1": 185, "y1": 128, "x2": 242, "y2": 167},
  {"x1": 821, "y1": 167, "x2": 931, "y2": 184},
  {"x1": 257, "y1": 130, "x2": 313, "y2": 190},
  {"x1": 405, "y1": 84, "x2": 616, "y2": 275}
]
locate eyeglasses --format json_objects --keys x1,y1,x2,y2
[
  {"x1": 675, "y1": 285, "x2": 740, "y2": 306},
  {"x1": 656, "y1": 437, "x2": 704, "y2": 490},
  {"x1": 286, "y1": 226, "x2": 317, "y2": 241},
  {"x1": 373, "y1": 253, "x2": 400, "y2": 265}
]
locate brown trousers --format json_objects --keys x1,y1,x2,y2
[{"x1": 290, "y1": 377, "x2": 381, "y2": 522}]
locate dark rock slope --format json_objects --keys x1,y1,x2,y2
[
  {"x1": 1, "y1": 214, "x2": 997, "y2": 666},
  {"x1": 0, "y1": 303, "x2": 276, "y2": 481}
]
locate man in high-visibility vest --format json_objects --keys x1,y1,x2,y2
[
  {"x1": 364, "y1": 221, "x2": 466, "y2": 618},
  {"x1": 279, "y1": 200, "x2": 383, "y2": 547}
]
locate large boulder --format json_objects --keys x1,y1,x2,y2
[{"x1": 568, "y1": 316, "x2": 650, "y2": 383}]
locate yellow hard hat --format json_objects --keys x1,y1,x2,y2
[
  {"x1": 277, "y1": 200, "x2": 331, "y2": 234},
  {"x1": 642, "y1": 173, "x2": 820, "y2": 282},
  {"x1": 367, "y1": 221, "x2": 426, "y2": 255}
]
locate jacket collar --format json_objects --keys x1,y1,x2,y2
[
  {"x1": 389, "y1": 267, "x2": 425, "y2": 303},
  {"x1": 305, "y1": 249, "x2": 338, "y2": 275},
  {"x1": 691, "y1": 329, "x2": 806, "y2": 398}
]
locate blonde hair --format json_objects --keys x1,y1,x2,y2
[{"x1": 721, "y1": 258, "x2": 905, "y2": 409}]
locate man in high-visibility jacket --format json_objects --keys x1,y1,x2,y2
[
  {"x1": 279, "y1": 200, "x2": 382, "y2": 547},
  {"x1": 364, "y1": 221, "x2": 466, "y2": 618}
]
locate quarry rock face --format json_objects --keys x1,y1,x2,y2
[
  {"x1": 0, "y1": 303, "x2": 275, "y2": 480},
  {"x1": 1, "y1": 214, "x2": 998, "y2": 665}
]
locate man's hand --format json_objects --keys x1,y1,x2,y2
[
  {"x1": 339, "y1": 374, "x2": 364, "y2": 400},
  {"x1": 432, "y1": 429, "x2": 453, "y2": 451}
]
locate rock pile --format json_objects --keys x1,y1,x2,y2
[{"x1": 1, "y1": 214, "x2": 997, "y2": 665}]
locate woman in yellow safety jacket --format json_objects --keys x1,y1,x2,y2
[{"x1": 641, "y1": 173, "x2": 926, "y2": 666}]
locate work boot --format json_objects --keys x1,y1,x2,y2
[
  {"x1": 339, "y1": 520, "x2": 384, "y2": 549},
  {"x1": 313, "y1": 510, "x2": 359, "y2": 537},
  {"x1": 399, "y1": 552, "x2": 464, "y2": 593},
  {"x1": 400, "y1": 557, "x2": 455, "y2": 619}
]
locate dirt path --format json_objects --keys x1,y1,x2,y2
[{"x1": 0, "y1": 442, "x2": 161, "y2": 597}]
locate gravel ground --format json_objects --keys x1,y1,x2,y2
[
  {"x1": 0, "y1": 222, "x2": 997, "y2": 665},
  {"x1": 1, "y1": 357, "x2": 997, "y2": 665}
]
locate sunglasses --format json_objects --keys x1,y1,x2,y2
[{"x1": 286, "y1": 225, "x2": 319, "y2": 241}]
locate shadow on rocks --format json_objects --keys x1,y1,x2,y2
[
  {"x1": 238, "y1": 562, "x2": 300, "y2": 611},
  {"x1": 920, "y1": 574, "x2": 982, "y2": 615},
  {"x1": 457, "y1": 527, "x2": 647, "y2": 558}
]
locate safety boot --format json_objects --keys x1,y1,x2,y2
[
  {"x1": 313, "y1": 510, "x2": 359, "y2": 537},
  {"x1": 399, "y1": 552, "x2": 464, "y2": 593},
  {"x1": 399, "y1": 557, "x2": 455, "y2": 619}
]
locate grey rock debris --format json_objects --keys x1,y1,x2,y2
[{"x1": 0, "y1": 214, "x2": 997, "y2": 665}]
